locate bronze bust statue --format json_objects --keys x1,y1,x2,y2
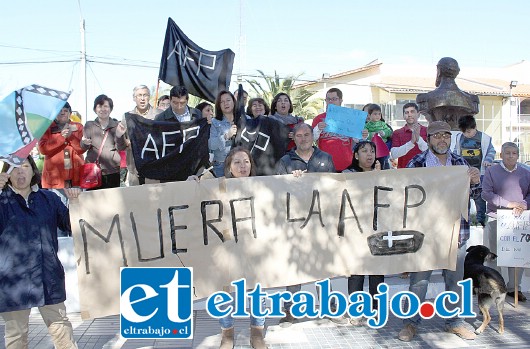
[{"x1": 416, "y1": 57, "x2": 479, "y2": 130}]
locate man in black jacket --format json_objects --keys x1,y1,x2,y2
[
  {"x1": 155, "y1": 86, "x2": 202, "y2": 122},
  {"x1": 276, "y1": 123, "x2": 335, "y2": 175},
  {"x1": 276, "y1": 123, "x2": 344, "y2": 326},
  {"x1": 139, "y1": 85, "x2": 210, "y2": 182}
]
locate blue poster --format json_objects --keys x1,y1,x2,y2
[{"x1": 324, "y1": 104, "x2": 367, "y2": 139}]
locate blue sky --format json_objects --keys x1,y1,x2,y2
[{"x1": 1, "y1": 0, "x2": 529, "y2": 120}]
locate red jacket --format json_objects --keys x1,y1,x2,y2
[
  {"x1": 38, "y1": 121, "x2": 86, "y2": 188},
  {"x1": 312, "y1": 112, "x2": 353, "y2": 171},
  {"x1": 391, "y1": 125, "x2": 427, "y2": 168}
]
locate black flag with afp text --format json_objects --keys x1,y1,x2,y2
[
  {"x1": 125, "y1": 113, "x2": 211, "y2": 182},
  {"x1": 158, "y1": 18, "x2": 235, "y2": 103}
]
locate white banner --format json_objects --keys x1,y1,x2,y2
[
  {"x1": 497, "y1": 209, "x2": 530, "y2": 268},
  {"x1": 69, "y1": 166, "x2": 470, "y2": 319}
]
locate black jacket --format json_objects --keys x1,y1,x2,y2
[
  {"x1": 276, "y1": 146, "x2": 336, "y2": 174},
  {"x1": 154, "y1": 106, "x2": 202, "y2": 122}
]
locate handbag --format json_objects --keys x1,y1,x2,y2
[{"x1": 79, "y1": 130, "x2": 109, "y2": 189}]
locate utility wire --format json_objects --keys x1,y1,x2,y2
[
  {"x1": 0, "y1": 54, "x2": 437, "y2": 90},
  {"x1": 86, "y1": 59, "x2": 158, "y2": 69},
  {"x1": 86, "y1": 61, "x2": 105, "y2": 92},
  {"x1": 0, "y1": 59, "x2": 79, "y2": 65},
  {"x1": 68, "y1": 61, "x2": 80, "y2": 92},
  {"x1": 0, "y1": 43, "x2": 79, "y2": 55}
]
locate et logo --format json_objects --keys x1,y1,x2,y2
[{"x1": 120, "y1": 268, "x2": 193, "y2": 339}]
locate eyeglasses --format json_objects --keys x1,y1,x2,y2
[
  {"x1": 135, "y1": 94, "x2": 150, "y2": 99},
  {"x1": 430, "y1": 133, "x2": 451, "y2": 140},
  {"x1": 326, "y1": 97, "x2": 340, "y2": 102}
]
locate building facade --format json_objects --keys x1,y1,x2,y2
[{"x1": 296, "y1": 60, "x2": 530, "y2": 161}]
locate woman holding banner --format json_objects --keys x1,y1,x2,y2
[
  {"x1": 209, "y1": 91, "x2": 237, "y2": 178},
  {"x1": 218, "y1": 146, "x2": 266, "y2": 349},
  {"x1": 246, "y1": 97, "x2": 270, "y2": 119},
  {"x1": 342, "y1": 140, "x2": 385, "y2": 325},
  {"x1": 268, "y1": 92, "x2": 304, "y2": 151},
  {"x1": 0, "y1": 157, "x2": 80, "y2": 349}
]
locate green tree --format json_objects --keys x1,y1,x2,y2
[{"x1": 245, "y1": 70, "x2": 322, "y2": 120}]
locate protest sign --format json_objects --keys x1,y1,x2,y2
[
  {"x1": 497, "y1": 209, "x2": 530, "y2": 268},
  {"x1": 324, "y1": 104, "x2": 367, "y2": 139},
  {"x1": 69, "y1": 166, "x2": 469, "y2": 319}
]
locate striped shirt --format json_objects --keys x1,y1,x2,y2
[{"x1": 407, "y1": 149, "x2": 477, "y2": 245}]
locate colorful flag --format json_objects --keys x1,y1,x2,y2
[
  {"x1": 158, "y1": 18, "x2": 235, "y2": 103},
  {"x1": 0, "y1": 84, "x2": 70, "y2": 166}
]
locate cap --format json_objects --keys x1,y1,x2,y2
[{"x1": 427, "y1": 121, "x2": 451, "y2": 135}]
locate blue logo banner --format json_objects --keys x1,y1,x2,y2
[{"x1": 120, "y1": 267, "x2": 193, "y2": 339}]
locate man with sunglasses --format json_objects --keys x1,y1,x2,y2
[{"x1": 398, "y1": 121, "x2": 481, "y2": 342}]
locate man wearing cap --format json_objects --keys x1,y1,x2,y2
[{"x1": 397, "y1": 121, "x2": 480, "y2": 342}]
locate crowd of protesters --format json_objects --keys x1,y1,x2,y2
[{"x1": 3, "y1": 83, "x2": 529, "y2": 349}]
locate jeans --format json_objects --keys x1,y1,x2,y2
[
  {"x1": 218, "y1": 296, "x2": 265, "y2": 329},
  {"x1": 377, "y1": 156, "x2": 391, "y2": 170},
  {"x1": 485, "y1": 217, "x2": 523, "y2": 292},
  {"x1": 348, "y1": 275, "x2": 384, "y2": 309},
  {"x1": 213, "y1": 161, "x2": 225, "y2": 178},
  {"x1": 403, "y1": 245, "x2": 466, "y2": 328},
  {"x1": 471, "y1": 175, "x2": 486, "y2": 225},
  {"x1": 472, "y1": 195, "x2": 487, "y2": 225}
]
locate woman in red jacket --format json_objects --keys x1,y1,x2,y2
[{"x1": 39, "y1": 102, "x2": 86, "y2": 188}]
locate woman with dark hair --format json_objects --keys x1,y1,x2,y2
[
  {"x1": 345, "y1": 140, "x2": 380, "y2": 172},
  {"x1": 0, "y1": 157, "x2": 80, "y2": 349},
  {"x1": 233, "y1": 96, "x2": 290, "y2": 176},
  {"x1": 223, "y1": 146, "x2": 257, "y2": 178},
  {"x1": 217, "y1": 147, "x2": 265, "y2": 349},
  {"x1": 246, "y1": 97, "x2": 270, "y2": 118},
  {"x1": 343, "y1": 140, "x2": 384, "y2": 325},
  {"x1": 269, "y1": 92, "x2": 304, "y2": 150},
  {"x1": 196, "y1": 101, "x2": 214, "y2": 124},
  {"x1": 209, "y1": 90, "x2": 237, "y2": 177},
  {"x1": 81, "y1": 94, "x2": 126, "y2": 189}
]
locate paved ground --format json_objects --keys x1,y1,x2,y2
[
  {"x1": 3, "y1": 228, "x2": 530, "y2": 348},
  {"x1": 2, "y1": 293, "x2": 530, "y2": 349}
]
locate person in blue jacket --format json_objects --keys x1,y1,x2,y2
[{"x1": 0, "y1": 156, "x2": 80, "y2": 349}]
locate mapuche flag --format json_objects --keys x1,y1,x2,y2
[
  {"x1": 125, "y1": 113, "x2": 211, "y2": 182},
  {"x1": 0, "y1": 85, "x2": 70, "y2": 166},
  {"x1": 158, "y1": 17, "x2": 235, "y2": 103}
]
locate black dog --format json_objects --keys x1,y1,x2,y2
[{"x1": 464, "y1": 245, "x2": 506, "y2": 334}]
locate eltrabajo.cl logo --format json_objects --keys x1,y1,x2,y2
[{"x1": 120, "y1": 267, "x2": 193, "y2": 339}]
